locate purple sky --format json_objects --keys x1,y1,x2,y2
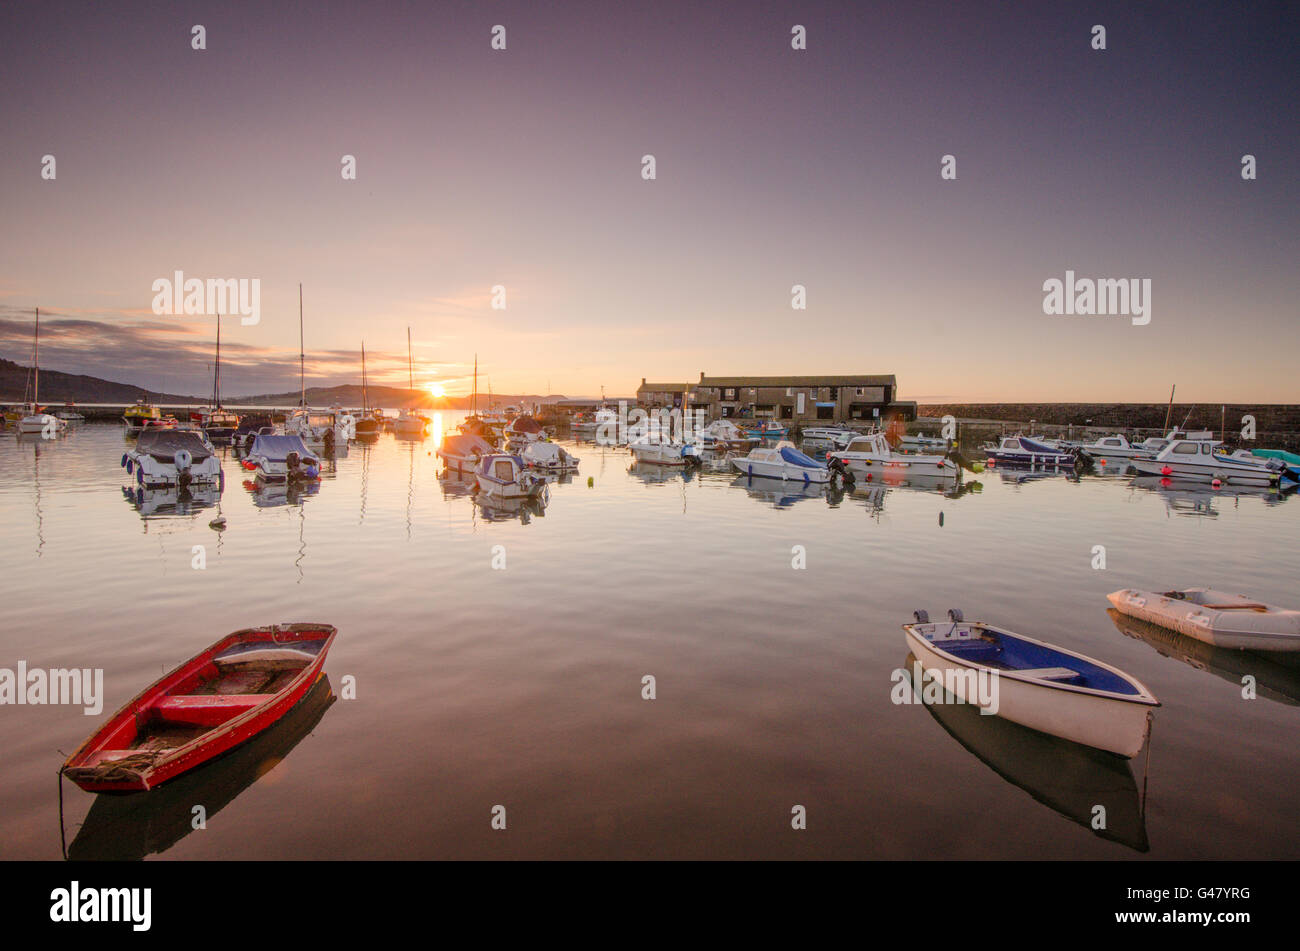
[{"x1": 2, "y1": 0, "x2": 1296, "y2": 401}]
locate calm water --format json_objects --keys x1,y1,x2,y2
[{"x1": 3, "y1": 416, "x2": 1298, "y2": 859}]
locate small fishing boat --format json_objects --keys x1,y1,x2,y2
[
  {"x1": 56, "y1": 402, "x2": 85, "y2": 423},
  {"x1": 902, "y1": 610, "x2": 1159, "y2": 758},
  {"x1": 505, "y1": 414, "x2": 545, "y2": 446},
  {"x1": 984, "y1": 435, "x2": 1076, "y2": 467},
  {"x1": 522, "y1": 440, "x2": 581, "y2": 472},
  {"x1": 699, "y1": 418, "x2": 758, "y2": 451},
  {"x1": 1080, "y1": 434, "x2": 1144, "y2": 459},
  {"x1": 437, "y1": 433, "x2": 497, "y2": 472},
  {"x1": 122, "y1": 429, "x2": 224, "y2": 489},
  {"x1": 1130, "y1": 439, "x2": 1283, "y2": 486},
  {"x1": 62, "y1": 623, "x2": 337, "y2": 793},
  {"x1": 286, "y1": 409, "x2": 353, "y2": 451},
  {"x1": 15, "y1": 308, "x2": 68, "y2": 437},
  {"x1": 898, "y1": 433, "x2": 950, "y2": 452},
  {"x1": 243, "y1": 433, "x2": 321, "y2": 482},
  {"x1": 628, "y1": 435, "x2": 702, "y2": 467},
  {"x1": 741, "y1": 419, "x2": 788, "y2": 440},
  {"x1": 827, "y1": 431, "x2": 958, "y2": 479},
  {"x1": 1107, "y1": 588, "x2": 1300, "y2": 651},
  {"x1": 231, "y1": 413, "x2": 275, "y2": 449},
  {"x1": 731, "y1": 440, "x2": 830, "y2": 483},
  {"x1": 1130, "y1": 428, "x2": 1220, "y2": 459},
  {"x1": 474, "y1": 453, "x2": 549, "y2": 500},
  {"x1": 800, "y1": 426, "x2": 855, "y2": 445},
  {"x1": 123, "y1": 399, "x2": 164, "y2": 434}
]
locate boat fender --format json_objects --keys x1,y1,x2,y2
[
  {"x1": 125, "y1": 458, "x2": 133, "y2": 474},
  {"x1": 120, "y1": 453, "x2": 128, "y2": 468},
  {"x1": 136, "y1": 466, "x2": 144, "y2": 485},
  {"x1": 913, "y1": 610, "x2": 930, "y2": 623},
  {"x1": 948, "y1": 609, "x2": 963, "y2": 622}
]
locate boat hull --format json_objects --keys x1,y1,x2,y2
[
  {"x1": 63, "y1": 624, "x2": 336, "y2": 792},
  {"x1": 1108, "y1": 588, "x2": 1300, "y2": 651},
  {"x1": 903, "y1": 623, "x2": 1156, "y2": 758}
]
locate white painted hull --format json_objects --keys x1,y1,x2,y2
[
  {"x1": 17, "y1": 414, "x2": 65, "y2": 435},
  {"x1": 1131, "y1": 457, "x2": 1278, "y2": 486},
  {"x1": 730, "y1": 457, "x2": 830, "y2": 483},
  {"x1": 904, "y1": 626, "x2": 1155, "y2": 758},
  {"x1": 629, "y1": 443, "x2": 689, "y2": 466},
  {"x1": 1108, "y1": 588, "x2": 1300, "y2": 651}
]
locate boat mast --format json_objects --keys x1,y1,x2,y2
[
  {"x1": 299, "y1": 283, "x2": 305, "y2": 408},
  {"x1": 33, "y1": 307, "x2": 39, "y2": 408},
  {"x1": 214, "y1": 312, "x2": 221, "y2": 408},
  {"x1": 1163, "y1": 385, "x2": 1175, "y2": 431},
  {"x1": 361, "y1": 342, "x2": 369, "y2": 414},
  {"x1": 473, "y1": 354, "x2": 478, "y2": 417},
  {"x1": 407, "y1": 326, "x2": 414, "y2": 403}
]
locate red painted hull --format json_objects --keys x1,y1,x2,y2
[{"x1": 63, "y1": 623, "x2": 337, "y2": 793}]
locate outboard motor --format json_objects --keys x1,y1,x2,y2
[
  {"x1": 286, "y1": 450, "x2": 301, "y2": 478},
  {"x1": 174, "y1": 448, "x2": 193, "y2": 488}
]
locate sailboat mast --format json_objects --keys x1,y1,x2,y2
[
  {"x1": 299, "y1": 283, "x2": 305, "y2": 408},
  {"x1": 33, "y1": 307, "x2": 39, "y2": 408},
  {"x1": 473, "y1": 354, "x2": 478, "y2": 416},
  {"x1": 1163, "y1": 385, "x2": 1175, "y2": 431},
  {"x1": 214, "y1": 313, "x2": 221, "y2": 408},
  {"x1": 361, "y1": 342, "x2": 368, "y2": 413},
  {"x1": 408, "y1": 327, "x2": 414, "y2": 391}
]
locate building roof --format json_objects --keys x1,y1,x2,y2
[
  {"x1": 696, "y1": 374, "x2": 895, "y2": 388},
  {"x1": 637, "y1": 382, "x2": 692, "y2": 392}
]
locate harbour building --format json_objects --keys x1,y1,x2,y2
[{"x1": 685, "y1": 373, "x2": 916, "y2": 425}]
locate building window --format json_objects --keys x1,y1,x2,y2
[{"x1": 816, "y1": 404, "x2": 834, "y2": 420}]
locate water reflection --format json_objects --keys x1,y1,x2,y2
[
  {"x1": 1130, "y1": 475, "x2": 1295, "y2": 518},
  {"x1": 1107, "y1": 608, "x2": 1300, "y2": 707},
  {"x1": 903, "y1": 659, "x2": 1149, "y2": 852},
  {"x1": 123, "y1": 484, "x2": 223, "y2": 520},
  {"x1": 65, "y1": 676, "x2": 335, "y2": 861},
  {"x1": 474, "y1": 493, "x2": 548, "y2": 523},
  {"x1": 730, "y1": 473, "x2": 826, "y2": 509}
]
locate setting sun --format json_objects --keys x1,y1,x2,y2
[{"x1": 425, "y1": 382, "x2": 445, "y2": 398}]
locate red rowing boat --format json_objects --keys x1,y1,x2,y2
[{"x1": 63, "y1": 623, "x2": 337, "y2": 793}]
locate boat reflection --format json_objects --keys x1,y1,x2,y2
[
  {"x1": 629, "y1": 461, "x2": 702, "y2": 485},
  {"x1": 903, "y1": 659, "x2": 1149, "y2": 852},
  {"x1": 122, "y1": 484, "x2": 223, "y2": 519},
  {"x1": 242, "y1": 478, "x2": 320, "y2": 508},
  {"x1": 66, "y1": 675, "x2": 335, "y2": 861},
  {"x1": 474, "y1": 493, "x2": 548, "y2": 523},
  {"x1": 729, "y1": 473, "x2": 826, "y2": 508},
  {"x1": 1130, "y1": 475, "x2": 1294, "y2": 518},
  {"x1": 438, "y1": 467, "x2": 477, "y2": 499},
  {"x1": 1107, "y1": 608, "x2": 1300, "y2": 707}
]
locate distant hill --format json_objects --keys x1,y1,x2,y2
[
  {"x1": 1, "y1": 358, "x2": 563, "y2": 409},
  {"x1": 0, "y1": 358, "x2": 203, "y2": 404}
]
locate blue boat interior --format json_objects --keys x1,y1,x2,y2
[{"x1": 938, "y1": 628, "x2": 1140, "y2": 695}]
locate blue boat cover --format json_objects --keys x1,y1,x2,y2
[
  {"x1": 250, "y1": 434, "x2": 317, "y2": 462},
  {"x1": 778, "y1": 446, "x2": 824, "y2": 468}
]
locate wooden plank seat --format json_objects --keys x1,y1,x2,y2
[
  {"x1": 1015, "y1": 667, "x2": 1081, "y2": 681},
  {"x1": 151, "y1": 693, "x2": 273, "y2": 727}
]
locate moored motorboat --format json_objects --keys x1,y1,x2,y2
[
  {"x1": 437, "y1": 433, "x2": 497, "y2": 472},
  {"x1": 1107, "y1": 588, "x2": 1300, "y2": 651},
  {"x1": 699, "y1": 418, "x2": 758, "y2": 451},
  {"x1": 232, "y1": 413, "x2": 275, "y2": 449},
  {"x1": 902, "y1": 610, "x2": 1158, "y2": 758},
  {"x1": 827, "y1": 430, "x2": 959, "y2": 479},
  {"x1": 741, "y1": 419, "x2": 788, "y2": 440},
  {"x1": 474, "y1": 453, "x2": 549, "y2": 500},
  {"x1": 1250, "y1": 448, "x2": 1300, "y2": 482},
  {"x1": 62, "y1": 623, "x2": 337, "y2": 793},
  {"x1": 123, "y1": 399, "x2": 164, "y2": 434},
  {"x1": 243, "y1": 433, "x2": 321, "y2": 482},
  {"x1": 628, "y1": 435, "x2": 702, "y2": 467},
  {"x1": 984, "y1": 435, "x2": 1077, "y2": 467},
  {"x1": 1080, "y1": 434, "x2": 1144, "y2": 459},
  {"x1": 731, "y1": 440, "x2": 830, "y2": 483},
  {"x1": 522, "y1": 440, "x2": 580, "y2": 472},
  {"x1": 123, "y1": 429, "x2": 224, "y2": 489},
  {"x1": 899, "y1": 433, "x2": 950, "y2": 452},
  {"x1": 1130, "y1": 439, "x2": 1283, "y2": 486}
]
